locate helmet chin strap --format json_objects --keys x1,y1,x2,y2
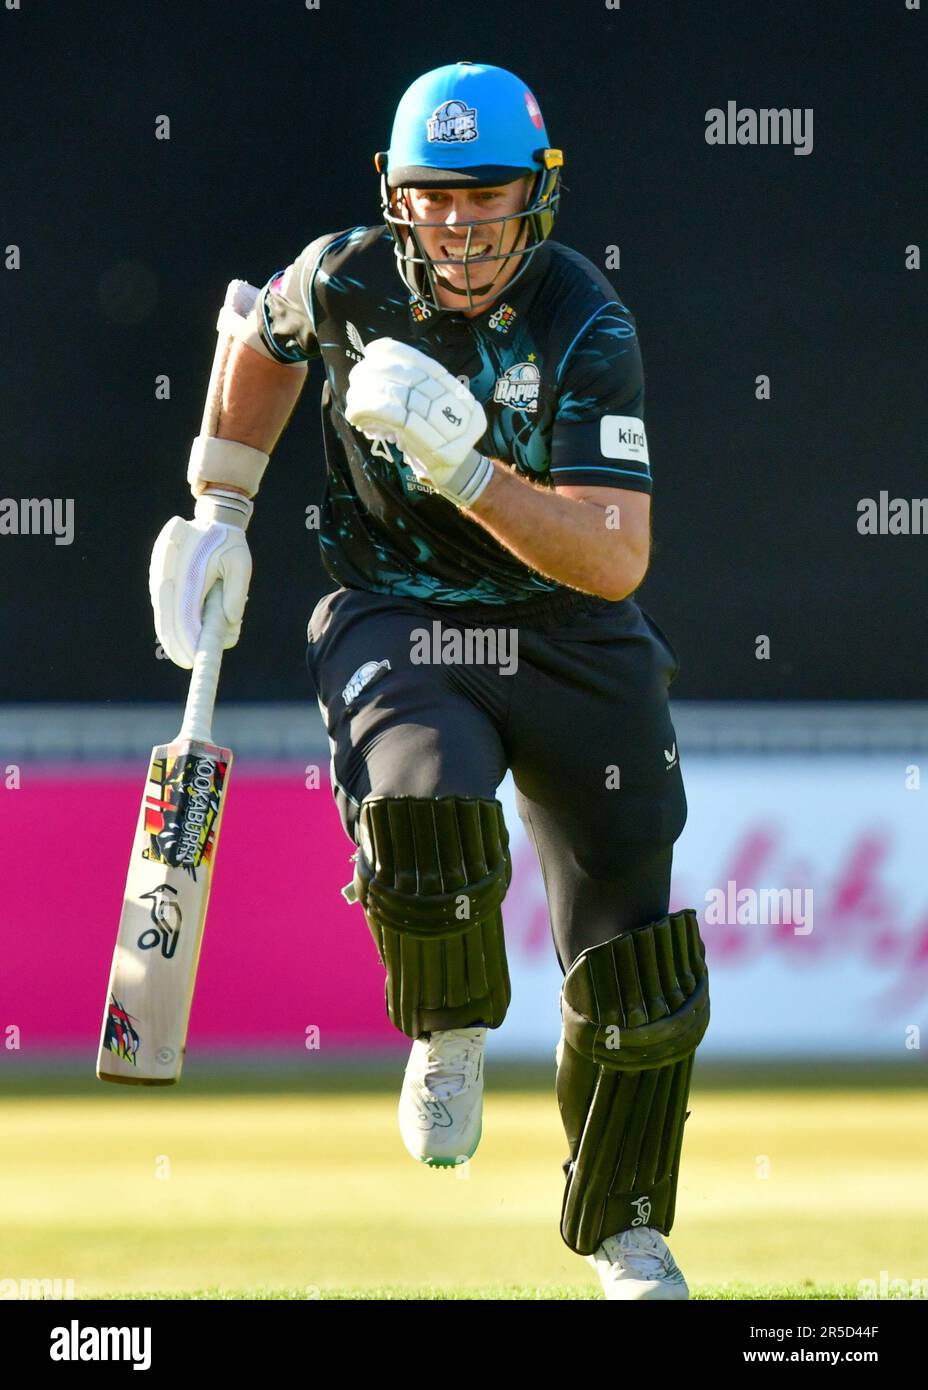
[
  {"x1": 435, "y1": 266, "x2": 503, "y2": 298},
  {"x1": 431, "y1": 218, "x2": 530, "y2": 301}
]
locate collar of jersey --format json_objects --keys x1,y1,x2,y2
[{"x1": 422, "y1": 239, "x2": 550, "y2": 326}]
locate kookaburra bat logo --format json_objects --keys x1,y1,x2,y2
[{"x1": 138, "y1": 883, "x2": 182, "y2": 959}]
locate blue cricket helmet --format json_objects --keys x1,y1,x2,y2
[{"x1": 374, "y1": 61, "x2": 564, "y2": 312}]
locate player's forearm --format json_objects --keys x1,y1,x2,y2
[
  {"x1": 213, "y1": 339, "x2": 307, "y2": 456},
  {"x1": 467, "y1": 462, "x2": 648, "y2": 601}
]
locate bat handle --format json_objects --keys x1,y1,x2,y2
[{"x1": 178, "y1": 582, "x2": 229, "y2": 744}]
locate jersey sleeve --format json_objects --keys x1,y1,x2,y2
[
  {"x1": 549, "y1": 304, "x2": 652, "y2": 493},
  {"x1": 254, "y1": 233, "x2": 338, "y2": 364}
]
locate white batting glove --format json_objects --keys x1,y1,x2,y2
[
  {"x1": 344, "y1": 337, "x2": 495, "y2": 508},
  {"x1": 149, "y1": 487, "x2": 252, "y2": 668}
]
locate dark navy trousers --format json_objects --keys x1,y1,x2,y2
[{"x1": 306, "y1": 586, "x2": 687, "y2": 972}]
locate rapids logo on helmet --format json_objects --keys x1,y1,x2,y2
[
  {"x1": 426, "y1": 99, "x2": 478, "y2": 143},
  {"x1": 493, "y1": 361, "x2": 540, "y2": 412}
]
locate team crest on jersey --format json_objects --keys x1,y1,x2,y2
[
  {"x1": 345, "y1": 321, "x2": 365, "y2": 362},
  {"x1": 426, "y1": 99, "x2": 478, "y2": 143},
  {"x1": 409, "y1": 296, "x2": 432, "y2": 323},
  {"x1": 487, "y1": 302, "x2": 516, "y2": 334},
  {"x1": 493, "y1": 360, "x2": 540, "y2": 412}
]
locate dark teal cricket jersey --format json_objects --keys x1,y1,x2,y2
[{"x1": 256, "y1": 224, "x2": 652, "y2": 610}]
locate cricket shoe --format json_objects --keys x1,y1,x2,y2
[
  {"x1": 587, "y1": 1227, "x2": 690, "y2": 1300},
  {"x1": 398, "y1": 1027, "x2": 486, "y2": 1168}
]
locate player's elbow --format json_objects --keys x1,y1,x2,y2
[{"x1": 594, "y1": 545, "x2": 650, "y2": 601}]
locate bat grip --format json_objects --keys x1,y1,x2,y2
[{"x1": 178, "y1": 582, "x2": 229, "y2": 744}]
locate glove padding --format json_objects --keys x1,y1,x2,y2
[
  {"x1": 149, "y1": 493, "x2": 251, "y2": 668},
  {"x1": 344, "y1": 337, "x2": 494, "y2": 507}
]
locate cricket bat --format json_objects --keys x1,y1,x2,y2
[
  {"x1": 96, "y1": 581, "x2": 233, "y2": 1084},
  {"x1": 97, "y1": 278, "x2": 256, "y2": 1085}
]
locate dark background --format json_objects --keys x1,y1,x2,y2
[{"x1": 1, "y1": 0, "x2": 924, "y2": 703}]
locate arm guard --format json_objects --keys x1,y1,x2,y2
[{"x1": 187, "y1": 279, "x2": 306, "y2": 500}]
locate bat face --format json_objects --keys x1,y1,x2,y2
[{"x1": 96, "y1": 737, "x2": 232, "y2": 1084}]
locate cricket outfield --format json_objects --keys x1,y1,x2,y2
[{"x1": 1, "y1": 1064, "x2": 924, "y2": 1301}]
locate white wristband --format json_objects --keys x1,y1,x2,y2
[
  {"x1": 194, "y1": 486, "x2": 254, "y2": 531},
  {"x1": 188, "y1": 434, "x2": 269, "y2": 499},
  {"x1": 441, "y1": 452, "x2": 495, "y2": 509}
]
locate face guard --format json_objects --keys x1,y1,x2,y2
[{"x1": 375, "y1": 150, "x2": 563, "y2": 313}]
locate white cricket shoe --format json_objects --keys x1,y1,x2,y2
[
  {"x1": 398, "y1": 1027, "x2": 487, "y2": 1167},
  {"x1": 587, "y1": 1227, "x2": 690, "y2": 1300}
]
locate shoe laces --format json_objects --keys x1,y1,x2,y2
[
  {"x1": 600, "y1": 1227, "x2": 681, "y2": 1280},
  {"x1": 420, "y1": 1028, "x2": 486, "y2": 1099}
]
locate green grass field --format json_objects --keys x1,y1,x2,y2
[{"x1": 1, "y1": 1062, "x2": 925, "y2": 1300}]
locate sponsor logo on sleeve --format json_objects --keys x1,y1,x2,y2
[{"x1": 599, "y1": 415, "x2": 650, "y2": 464}]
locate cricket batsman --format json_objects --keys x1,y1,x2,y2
[{"x1": 150, "y1": 61, "x2": 709, "y2": 1300}]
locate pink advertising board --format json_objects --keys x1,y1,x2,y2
[
  {"x1": 3, "y1": 756, "x2": 928, "y2": 1058},
  {"x1": 1, "y1": 765, "x2": 405, "y2": 1053}
]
